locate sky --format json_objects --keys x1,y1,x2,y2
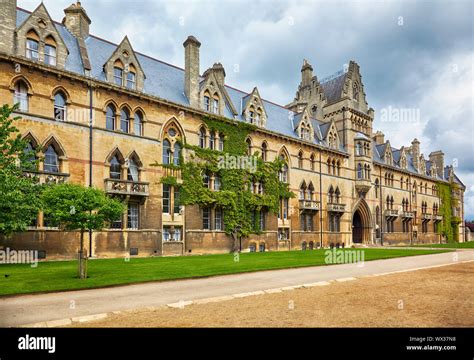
[{"x1": 18, "y1": 0, "x2": 474, "y2": 219}]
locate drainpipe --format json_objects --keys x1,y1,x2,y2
[
  {"x1": 88, "y1": 82, "x2": 93, "y2": 257},
  {"x1": 319, "y1": 151, "x2": 323, "y2": 248},
  {"x1": 379, "y1": 166, "x2": 383, "y2": 246}
]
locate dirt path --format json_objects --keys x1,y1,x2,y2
[{"x1": 68, "y1": 262, "x2": 474, "y2": 328}]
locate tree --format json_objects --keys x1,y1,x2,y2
[
  {"x1": 0, "y1": 104, "x2": 42, "y2": 236},
  {"x1": 42, "y1": 183, "x2": 125, "y2": 279}
]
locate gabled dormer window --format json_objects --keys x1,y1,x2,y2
[
  {"x1": 212, "y1": 95, "x2": 219, "y2": 114},
  {"x1": 204, "y1": 93, "x2": 210, "y2": 111},
  {"x1": 26, "y1": 38, "x2": 39, "y2": 61},
  {"x1": 126, "y1": 71, "x2": 136, "y2": 89},
  {"x1": 114, "y1": 66, "x2": 123, "y2": 86}
]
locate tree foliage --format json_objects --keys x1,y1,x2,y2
[
  {"x1": 41, "y1": 183, "x2": 125, "y2": 232},
  {"x1": 0, "y1": 104, "x2": 42, "y2": 236}
]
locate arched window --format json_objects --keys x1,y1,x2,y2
[
  {"x1": 173, "y1": 142, "x2": 181, "y2": 166},
  {"x1": 307, "y1": 183, "x2": 315, "y2": 201},
  {"x1": 126, "y1": 65, "x2": 136, "y2": 89},
  {"x1": 54, "y1": 91, "x2": 67, "y2": 121},
  {"x1": 310, "y1": 154, "x2": 315, "y2": 171},
  {"x1": 23, "y1": 141, "x2": 37, "y2": 169},
  {"x1": 44, "y1": 36, "x2": 57, "y2": 66},
  {"x1": 355, "y1": 142, "x2": 362, "y2": 156},
  {"x1": 212, "y1": 93, "x2": 219, "y2": 114},
  {"x1": 337, "y1": 160, "x2": 341, "y2": 176},
  {"x1": 279, "y1": 163, "x2": 288, "y2": 183},
  {"x1": 375, "y1": 178, "x2": 379, "y2": 198},
  {"x1": 261, "y1": 142, "x2": 267, "y2": 161},
  {"x1": 127, "y1": 157, "x2": 139, "y2": 181},
  {"x1": 14, "y1": 80, "x2": 29, "y2": 112},
  {"x1": 105, "y1": 104, "x2": 116, "y2": 130},
  {"x1": 209, "y1": 131, "x2": 216, "y2": 150},
  {"x1": 113, "y1": 60, "x2": 124, "y2": 86},
  {"x1": 218, "y1": 133, "x2": 224, "y2": 151},
  {"x1": 246, "y1": 138, "x2": 252, "y2": 156},
  {"x1": 120, "y1": 108, "x2": 130, "y2": 133},
  {"x1": 353, "y1": 81, "x2": 360, "y2": 101},
  {"x1": 199, "y1": 127, "x2": 206, "y2": 148},
  {"x1": 134, "y1": 111, "x2": 143, "y2": 136},
  {"x1": 26, "y1": 30, "x2": 39, "y2": 61},
  {"x1": 335, "y1": 187, "x2": 341, "y2": 203},
  {"x1": 162, "y1": 139, "x2": 171, "y2": 164},
  {"x1": 299, "y1": 182, "x2": 307, "y2": 200},
  {"x1": 203, "y1": 91, "x2": 211, "y2": 111},
  {"x1": 357, "y1": 163, "x2": 363, "y2": 179},
  {"x1": 44, "y1": 145, "x2": 59, "y2": 173},
  {"x1": 328, "y1": 186, "x2": 334, "y2": 203},
  {"x1": 298, "y1": 151, "x2": 304, "y2": 169},
  {"x1": 327, "y1": 158, "x2": 332, "y2": 175},
  {"x1": 110, "y1": 156, "x2": 121, "y2": 179}
]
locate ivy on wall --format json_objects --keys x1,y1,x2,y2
[
  {"x1": 155, "y1": 115, "x2": 294, "y2": 240},
  {"x1": 437, "y1": 182, "x2": 461, "y2": 243}
]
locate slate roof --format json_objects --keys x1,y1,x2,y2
[{"x1": 15, "y1": 7, "x2": 462, "y2": 186}]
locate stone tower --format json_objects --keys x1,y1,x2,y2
[
  {"x1": 183, "y1": 35, "x2": 201, "y2": 108},
  {"x1": 0, "y1": 0, "x2": 17, "y2": 55}
]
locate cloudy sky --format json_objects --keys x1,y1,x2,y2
[{"x1": 19, "y1": 0, "x2": 474, "y2": 218}]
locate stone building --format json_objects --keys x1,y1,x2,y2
[{"x1": 0, "y1": 1, "x2": 466, "y2": 259}]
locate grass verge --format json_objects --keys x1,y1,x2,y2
[{"x1": 0, "y1": 248, "x2": 448, "y2": 296}]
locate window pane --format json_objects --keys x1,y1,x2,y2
[
  {"x1": 163, "y1": 184, "x2": 170, "y2": 213},
  {"x1": 126, "y1": 72, "x2": 136, "y2": 89},
  {"x1": 110, "y1": 156, "x2": 121, "y2": 179},
  {"x1": 127, "y1": 159, "x2": 139, "y2": 181},
  {"x1": 134, "y1": 112, "x2": 142, "y2": 135},
  {"x1": 163, "y1": 140, "x2": 171, "y2": 164},
  {"x1": 106, "y1": 106, "x2": 115, "y2": 130},
  {"x1": 202, "y1": 207, "x2": 210, "y2": 230},
  {"x1": 44, "y1": 45, "x2": 57, "y2": 66},
  {"x1": 173, "y1": 188, "x2": 180, "y2": 214},
  {"x1": 44, "y1": 145, "x2": 59, "y2": 173},
  {"x1": 127, "y1": 203, "x2": 139, "y2": 229},
  {"x1": 26, "y1": 39, "x2": 39, "y2": 61},
  {"x1": 120, "y1": 109, "x2": 129, "y2": 132},
  {"x1": 173, "y1": 142, "x2": 181, "y2": 165},
  {"x1": 114, "y1": 67, "x2": 123, "y2": 86}
]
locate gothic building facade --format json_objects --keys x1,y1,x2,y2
[{"x1": 0, "y1": 1, "x2": 466, "y2": 258}]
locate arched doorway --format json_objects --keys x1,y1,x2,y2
[
  {"x1": 353, "y1": 210, "x2": 363, "y2": 243},
  {"x1": 351, "y1": 199, "x2": 372, "y2": 244}
]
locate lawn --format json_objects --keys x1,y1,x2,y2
[
  {"x1": 409, "y1": 241, "x2": 474, "y2": 249},
  {"x1": 0, "y1": 248, "x2": 448, "y2": 296}
]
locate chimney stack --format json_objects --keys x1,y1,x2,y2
[
  {"x1": 411, "y1": 138, "x2": 420, "y2": 171},
  {"x1": 301, "y1": 59, "x2": 313, "y2": 87},
  {"x1": 373, "y1": 130, "x2": 385, "y2": 145},
  {"x1": 183, "y1": 35, "x2": 201, "y2": 108},
  {"x1": 211, "y1": 63, "x2": 226, "y2": 87},
  {"x1": 429, "y1": 150, "x2": 444, "y2": 178},
  {"x1": 63, "y1": 1, "x2": 91, "y2": 39}
]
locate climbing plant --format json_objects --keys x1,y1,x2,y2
[
  {"x1": 153, "y1": 115, "x2": 294, "y2": 249},
  {"x1": 437, "y1": 182, "x2": 461, "y2": 243}
]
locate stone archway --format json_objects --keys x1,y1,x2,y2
[{"x1": 352, "y1": 199, "x2": 372, "y2": 244}]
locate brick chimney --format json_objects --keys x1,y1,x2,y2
[
  {"x1": 183, "y1": 35, "x2": 201, "y2": 108},
  {"x1": 63, "y1": 1, "x2": 91, "y2": 39},
  {"x1": 0, "y1": 0, "x2": 17, "y2": 55},
  {"x1": 429, "y1": 150, "x2": 444, "y2": 178},
  {"x1": 373, "y1": 130, "x2": 385, "y2": 145}
]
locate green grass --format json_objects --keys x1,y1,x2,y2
[
  {"x1": 0, "y1": 248, "x2": 448, "y2": 296},
  {"x1": 409, "y1": 241, "x2": 474, "y2": 249}
]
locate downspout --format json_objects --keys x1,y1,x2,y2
[
  {"x1": 379, "y1": 166, "x2": 383, "y2": 246},
  {"x1": 88, "y1": 82, "x2": 93, "y2": 257},
  {"x1": 319, "y1": 151, "x2": 323, "y2": 248}
]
